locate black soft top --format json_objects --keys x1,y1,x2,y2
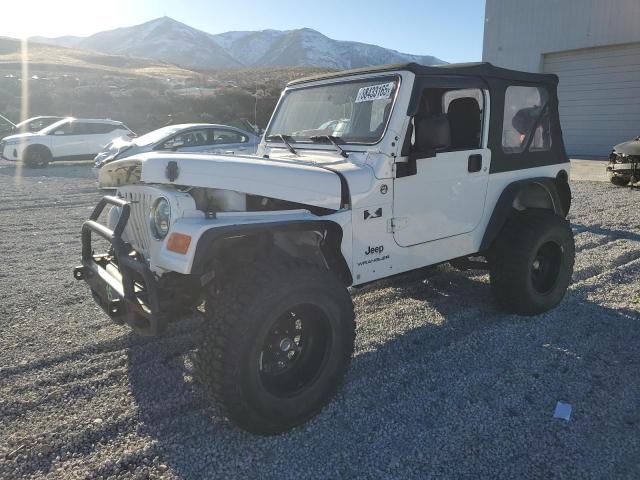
[
  {"x1": 287, "y1": 61, "x2": 567, "y2": 175},
  {"x1": 288, "y1": 62, "x2": 558, "y2": 86}
]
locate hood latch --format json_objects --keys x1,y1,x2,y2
[{"x1": 166, "y1": 161, "x2": 179, "y2": 182}]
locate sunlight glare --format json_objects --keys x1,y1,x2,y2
[{"x1": 15, "y1": 38, "x2": 30, "y2": 184}]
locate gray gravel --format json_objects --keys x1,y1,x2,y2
[{"x1": 1, "y1": 160, "x2": 639, "y2": 479}]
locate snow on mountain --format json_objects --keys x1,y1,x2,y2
[{"x1": 32, "y1": 17, "x2": 445, "y2": 70}]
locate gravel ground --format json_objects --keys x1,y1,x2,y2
[{"x1": 1, "y1": 160, "x2": 639, "y2": 479}]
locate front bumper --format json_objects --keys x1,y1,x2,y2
[
  {"x1": 74, "y1": 195, "x2": 166, "y2": 336},
  {"x1": 607, "y1": 162, "x2": 638, "y2": 176},
  {"x1": 0, "y1": 142, "x2": 12, "y2": 161},
  {"x1": 94, "y1": 152, "x2": 117, "y2": 168},
  {"x1": 607, "y1": 154, "x2": 639, "y2": 177}
]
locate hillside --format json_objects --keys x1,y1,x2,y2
[
  {"x1": 33, "y1": 16, "x2": 446, "y2": 70},
  {"x1": 0, "y1": 37, "x2": 331, "y2": 135},
  {"x1": 0, "y1": 36, "x2": 196, "y2": 79}
]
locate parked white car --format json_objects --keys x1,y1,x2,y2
[
  {"x1": 94, "y1": 123, "x2": 261, "y2": 167},
  {"x1": 0, "y1": 117, "x2": 134, "y2": 167}
]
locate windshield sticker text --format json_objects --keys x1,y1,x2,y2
[{"x1": 355, "y1": 82, "x2": 395, "y2": 103}]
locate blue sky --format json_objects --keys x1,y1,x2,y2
[{"x1": 9, "y1": 0, "x2": 486, "y2": 63}]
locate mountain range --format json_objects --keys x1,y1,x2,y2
[{"x1": 32, "y1": 16, "x2": 445, "y2": 71}]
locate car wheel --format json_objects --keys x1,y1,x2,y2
[
  {"x1": 608, "y1": 171, "x2": 630, "y2": 186},
  {"x1": 194, "y1": 258, "x2": 355, "y2": 435},
  {"x1": 488, "y1": 209, "x2": 575, "y2": 316},
  {"x1": 23, "y1": 145, "x2": 52, "y2": 168}
]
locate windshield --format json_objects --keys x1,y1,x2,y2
[
  {"x1": 266, "y1": 76, "x2": 399, "y2": 144},
  {"x1": 134, "y1": 125, "x2": 184, "y2": 146}
]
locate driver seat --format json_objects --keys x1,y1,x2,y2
[{"x1": 414, "y1": 114, "x2": 451, "y2": 152}]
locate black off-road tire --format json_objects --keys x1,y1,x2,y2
[
  {"x1": 608, "y1": 172, "x2": 630, "y2": 187},
  {"x1": 23, "y1": 145, "x2": 52, "y2": 168},
  {"x1": 488, "y1": 209, "x2": 575, "y2": 316},
  {"x1": 194, "y1": 258, "x2": 355, "y2": 435}
]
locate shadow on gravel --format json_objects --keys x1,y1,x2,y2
[
  {"x1": 573, "y1": 223, "x2": 640, "y2": 243},
  {"x1": 118, "y1": 266, "x2": 640, "y2": 479}
]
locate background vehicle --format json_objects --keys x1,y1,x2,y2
[
  {"x1": 76, "y1": 62, "x2": 574, "y2": 435},
  {"x1": 0, "y1": 116, "x2": 65, "y2": 141},
  {"x1": 94, "y1": 123, "x2": 261, "y2": 167},
  {"x1": 0, "y1": 117, "x2": 133, "y2": 167},
  {"x1": 607, "y1": 136, "x2": 639, "y2": 186}
]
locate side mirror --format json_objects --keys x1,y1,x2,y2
[
  {"x1": 170, "y1": 141, "x2": 184, "y2": 151},
  {"x1": 54, "y1": 130, "x2": 65, "y2": 136}
]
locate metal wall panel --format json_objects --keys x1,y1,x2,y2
[{"x1": 542, "y1": 43, "x2": 640, "y2": 157}]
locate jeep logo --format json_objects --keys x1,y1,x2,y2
[{"x1": 365, "y1": 245, "x2": 384, "y2": 255}]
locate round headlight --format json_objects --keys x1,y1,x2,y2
[{"x1": 150, "y1": 197, "x2": 171, "y2": 239}]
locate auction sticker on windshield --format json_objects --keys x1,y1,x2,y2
[{"x1": 355, "y1": 82, "x2": 396, "y2": 103}]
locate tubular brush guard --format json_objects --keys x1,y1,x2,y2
[{"x1": 73, "y1": 195, "x2": 166, "y2": 336}]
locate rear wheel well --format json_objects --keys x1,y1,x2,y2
[
  {"x1": 481, "y1": 177, "x2": 571, "y2": 251},
  {"x1": 513, "y1": 182, "x2": 556, "y2": 212}
]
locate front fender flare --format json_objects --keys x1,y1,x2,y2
[{"x1": 190, "y1": 219, "x2": 352, "y2": 284}]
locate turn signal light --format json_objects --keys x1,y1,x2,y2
[{"x1": 166, "y1": 232, "x2": 191, "y2": 254}]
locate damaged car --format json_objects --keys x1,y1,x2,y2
[
  {"x1": 94, "y1": 123, "x2": 260, "y2": 168},
  {"x1": 607, "y1": 136, "x2": 640, "y2": 186}
]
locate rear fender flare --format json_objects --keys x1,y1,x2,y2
[{"x1": 480, "y1": 175, "x2": 571, "y2": 251}]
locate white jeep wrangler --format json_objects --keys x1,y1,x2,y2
[{"x1": 75, "y1": 62, "x2": 574, "y2": 435}]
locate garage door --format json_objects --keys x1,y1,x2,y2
[{"x1": 543, "y1": 43, "x2": 640, "y2": 158}]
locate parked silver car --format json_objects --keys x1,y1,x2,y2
[{"x1": 94, "y1": 123, "x2": 261, "y2": 167}]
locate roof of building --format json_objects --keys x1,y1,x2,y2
[{"x1": 288, "y1": 62, "x2": 558, "y2": 86}]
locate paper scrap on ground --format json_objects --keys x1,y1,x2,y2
[{"x1": 553, "y1": 401, "x2": 572, "y2": 421}]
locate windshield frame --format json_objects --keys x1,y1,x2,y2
[{"x1": 265, "y1": 74, "x2": 401, "y2": 147}]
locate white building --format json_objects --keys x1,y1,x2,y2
[{"x1": 483, "y1": 0, "x2": 640, "y2": 157}]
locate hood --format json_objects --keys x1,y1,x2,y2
[
  {"x1": 100, "y1": 151, "x2": 374, "y2": 210},
  {"x1": 95, "y1": 137, "x2": 138, "y2": 167},
  {"x1": 110, "y1": 136, "x2": 135, "y2": 149},
  {"x1": 2, "y1": 132, "x2": 38, "y2": 142},
  {"x1": 614, "y1": 138, "x2": 640, "y2": 156}
]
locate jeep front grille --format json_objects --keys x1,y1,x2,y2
[{"x1": 120, "y1": 190, "x2": 153, "y2": 258}]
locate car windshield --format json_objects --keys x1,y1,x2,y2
[
  {"x1": 266, "y1": 76, "x2": 399, "y2": 144},
  {"x1": 134, "y1": 125, "x2": 184, "y2": 146}
]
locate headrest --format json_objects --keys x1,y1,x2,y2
[
  {"x1": 512, "y1": 106, "x2": 542, "y2": 134},
  {"x1": 447, "y1": 97, "x2": 482, "y2": 149},
  {"x1": 415, "y1": 114, "x2": 451, "y2": 151},
  {"x1": 448, "y1": 97, "x2": 480, "y2": 118}
]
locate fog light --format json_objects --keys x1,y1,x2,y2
[{"x1": 167, "y1": 232, "x2": 191, "y2": 254}]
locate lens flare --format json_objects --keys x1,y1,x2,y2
[{"x1": 16, "y1": 38, "x2": 29, "y2": 184}]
